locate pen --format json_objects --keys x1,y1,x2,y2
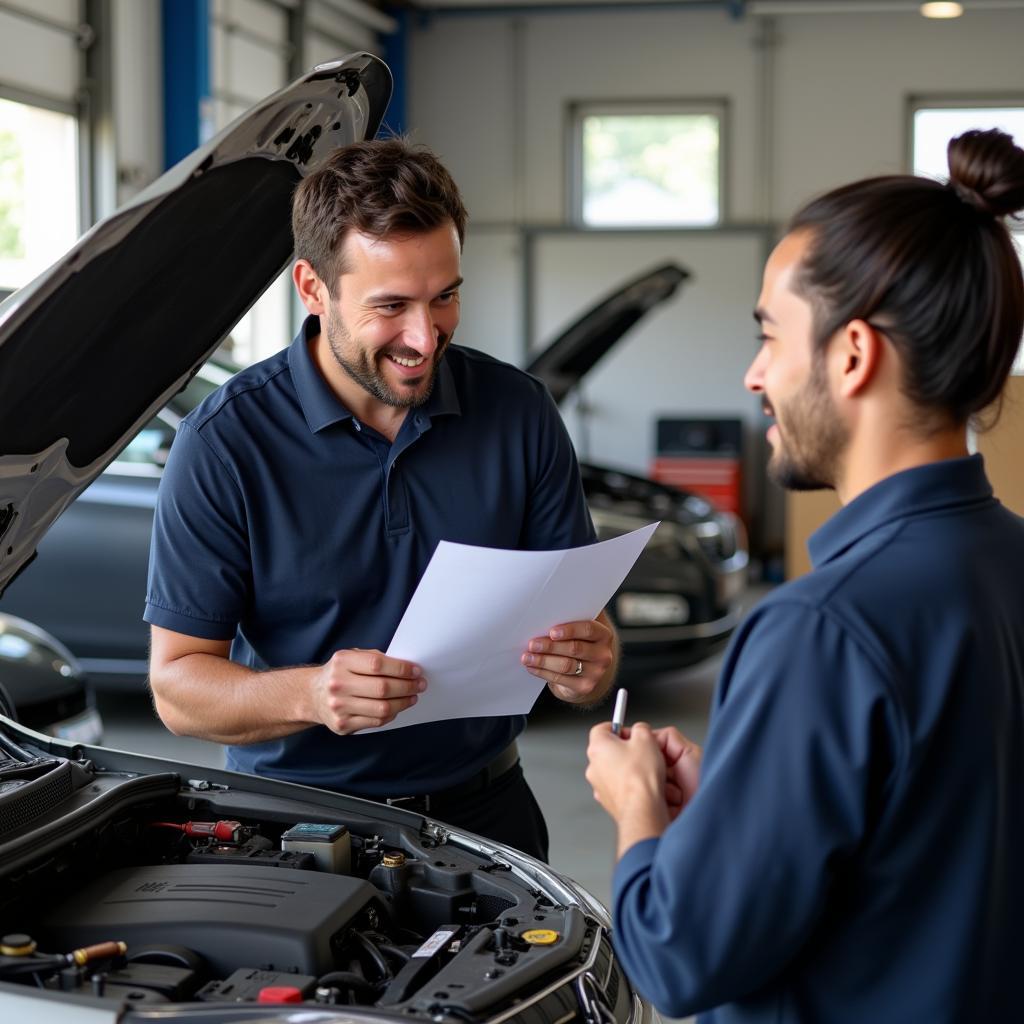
[{"x1": 611, "y1": 688, "x2": 628, "y2": 736}]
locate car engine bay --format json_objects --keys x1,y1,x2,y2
[{"x1": 0, "y1": 735, "x2": 629, "y2": 1022}]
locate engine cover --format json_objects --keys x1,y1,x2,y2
[{"x1": 40, "y1": 863, "x2": 382, "y2": 977}]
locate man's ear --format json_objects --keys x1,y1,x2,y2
[
  {"x1": 834, "y1": 318, "x2": 884, "y2": 399},
  {"x1": 293, "y1": 259, "x2": 328, "y2": 315}
]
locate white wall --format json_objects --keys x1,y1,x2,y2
[
  {"x1": 772, "y1": 11, "x2": 1024, "y2": 217},
  {"x1": 406, "y1": 6, "x2": 1024, "y2": 550},
  {"x1": 409, "y1": 7, "x2": 1024, "y2": 224}
]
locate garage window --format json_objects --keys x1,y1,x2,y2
[
  {"x1": 570, "y1": 101, "x2": 725, "y2": 228},
  {"x1": 911, "y1": 100, "x2": 1024, "y2": 372},
  {"x1": 0, "y1": 96, "x2": 79, "y2": 294}
]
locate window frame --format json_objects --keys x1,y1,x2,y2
[
  {"x1": 566, "y1": 97, "x2": 729, "y2": 229},
  {"x1": 0, "y1": 83, "x2": 86, "y2": 293},
  {"x1": 905, "y1": 93, "x2": 1024, "y2": 176},
  {"x1": 0, "y1": 0, "x2": 104, "y2": 247}
]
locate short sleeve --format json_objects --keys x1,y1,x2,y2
[
  {"x1": 144, "y1": 421, "x2": 252, "y2": 639},
  {"x1": 611, "y1": 600, "x2": 903, "y2": 1018}
]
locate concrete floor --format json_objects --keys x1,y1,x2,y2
[{"x1": 95, "y1": 652, "x2": 721, "y2": 915}]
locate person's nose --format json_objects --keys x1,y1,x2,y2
[
  {"x1": 744, "y1": 346, "x2": 767, "y2": 394},
  {"x1": 403, "y1": 305, "x2": 439, "y2": 356}
]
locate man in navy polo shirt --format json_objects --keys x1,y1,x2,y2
[
  {"x1": 586, "y1": 129, "x2": 1024, "y2": 1020},
  {"x1": 145, "y1": 139, "x2": 618, "y2": 861}
]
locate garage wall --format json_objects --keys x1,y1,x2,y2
[
  {"x1": 408, "y1": 7, "x2": 1024, "y2": 224},
  {"x1": 406, "y1": 6, "x2": 1024, "y2": 555}
]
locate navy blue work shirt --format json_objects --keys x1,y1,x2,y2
[
  {"x1": 612, "y1": 455, "x2": 1024, "y2": 1023},
  {"x1": 144, "y1": 316, "x2": 596, "y2": 796}
]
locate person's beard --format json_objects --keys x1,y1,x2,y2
[
  {"x1": 767, "y1": 354, "x2": 848, "y2": 491},
  {"x1": 323, "y1": 302, "x2": 450, "y2": 409}
]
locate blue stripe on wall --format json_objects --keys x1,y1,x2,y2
[{"x1": 162, "y1": 0, "x2": 211, "y2": 169}]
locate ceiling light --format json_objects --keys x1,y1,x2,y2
[{"x1": 920, "y1": 2, "x2": 964, "y2": 17}]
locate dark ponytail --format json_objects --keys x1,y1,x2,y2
[{"x1": 789, "y1": 128, "x2": 1024, "y2": 428}]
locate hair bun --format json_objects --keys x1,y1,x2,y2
[{"x1": 947, "y1": 129, "x2": 1024, "y2": 219}]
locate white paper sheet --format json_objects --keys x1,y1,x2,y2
[{"x1": 373, "y1": 522, "x2": 659, "y2": 731}]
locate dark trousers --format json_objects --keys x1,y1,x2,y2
[{"x1": 427, "y1": 763, "x2": 550, "y2": 863}]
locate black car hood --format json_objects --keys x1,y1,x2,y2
[
  {"x1": 0, "y1": 53, "x2": 391, "y2": 596},
  {"x1": 524, "y1": 262, "x2": 689, "y2": 404}
]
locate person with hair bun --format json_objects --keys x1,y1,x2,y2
[{"x1": 587, "y1": 129, "x2": 1024, "y2": 1022}]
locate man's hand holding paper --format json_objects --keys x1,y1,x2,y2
[
  {"x1": 522, "y1": 612, "x2": 617, "y2": 704},
  {"x1": 373, "y1": 523, "x2": 658, "y2": 731},
  {"x1": 311, "y1": 649, "x2": 426, "y2": 735}
]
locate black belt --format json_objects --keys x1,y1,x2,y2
[{"x1": 379, "y1": 741, "x2": 520, "y2": 814}]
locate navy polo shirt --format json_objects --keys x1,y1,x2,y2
[
  {"x1": 145, "y1": 316, "x2": 596, "y2": 796},
  {"x1": 611, "y1": 455, "x2": 1024, "y2": 1023}
]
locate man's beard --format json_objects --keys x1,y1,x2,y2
[
  {"x1": 767, "y1": 355, "x2": 848, "y2": 491},
  {"x1": 324, "y1": 304, "x2": 449, "y2": 410}
]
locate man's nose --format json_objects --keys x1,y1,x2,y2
[
  {"x1": 744, "y1": 348, "x2": 766, "y2": 394},
  {"x1": 404, "y1": 306, "x2": 439, "y2": 354}
]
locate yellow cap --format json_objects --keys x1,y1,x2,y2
[
  {"x1": 0, "y1": 935, "x2": 36, "y2": 956},
  {"x1": 521, "y1": 929, "x2": 560, "y2": 945}
]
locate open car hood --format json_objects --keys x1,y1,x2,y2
[
  {"x1": 524, "y1": 263, "x2": 689, "y2": 404},
  {"x1": 0, "y1": 52, "x2": 391, "y2": 596}
]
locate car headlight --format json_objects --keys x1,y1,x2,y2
[{"x1": 590, "y1": 508, "x2": 684, "y2": 558}]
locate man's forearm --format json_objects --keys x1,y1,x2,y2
[{"x1": 150, "y1": 654, "x2": 318, "y2": 745}]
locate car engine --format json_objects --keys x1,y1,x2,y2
[{"x1": 0, "y1": 744, "x2": 630, "y2": 1023}]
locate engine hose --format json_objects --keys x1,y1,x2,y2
[
  {"x1": 0, "y1": 957, "x2": 64, "y2": 980},
  {"x1": 316, "y1": 970, "x2": 377, "y2": 992},
  {"x1": 376, "y1": 942, "x2": 411, "y2": 965},
  {"x1": 351, "y1": 930, "x2": 392, "y2": 981},
  {"x1": 363, "y1": 930, "x2": 413, "y2": 962}
]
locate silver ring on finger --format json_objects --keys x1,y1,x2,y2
[{"x1": 573, "y1": 659, "x2": 584, "y2": 676}]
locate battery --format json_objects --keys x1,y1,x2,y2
[{"x1": 280, "y1": 822, "x2": 351, "y2": 874}]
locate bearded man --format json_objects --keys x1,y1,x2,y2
[
  {"x1": 146, "y1": 139, "x2": 618, "y2": 860},
  {"x1": 586, "y1": 128, "x2": 1024, "y2": 1022}
]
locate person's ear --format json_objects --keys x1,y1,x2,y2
[
  {"x1": 293, "y1": 259, "x2": 329, "y2": 315},
  {"x1": 834, "y1": 319, "x2": 884, "y2": 399}
]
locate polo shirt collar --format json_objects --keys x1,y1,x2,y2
[
  {"x1": 808, "y1": 454, "x2": 993, "y2": 569},
  {"x1": 288, "y1": 315, "x2": 461, "y2": 434}
]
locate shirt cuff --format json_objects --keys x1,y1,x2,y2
[
  {"x1": 613, "y1": 836, "x2": 660, "y2": 895},
  {"x1": 144, "y1": 601, "x2": 237, "y2": 641}
]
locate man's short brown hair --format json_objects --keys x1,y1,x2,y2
[{"x1": 291, "y1": 138, "x2": 468, "y2": 294}]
